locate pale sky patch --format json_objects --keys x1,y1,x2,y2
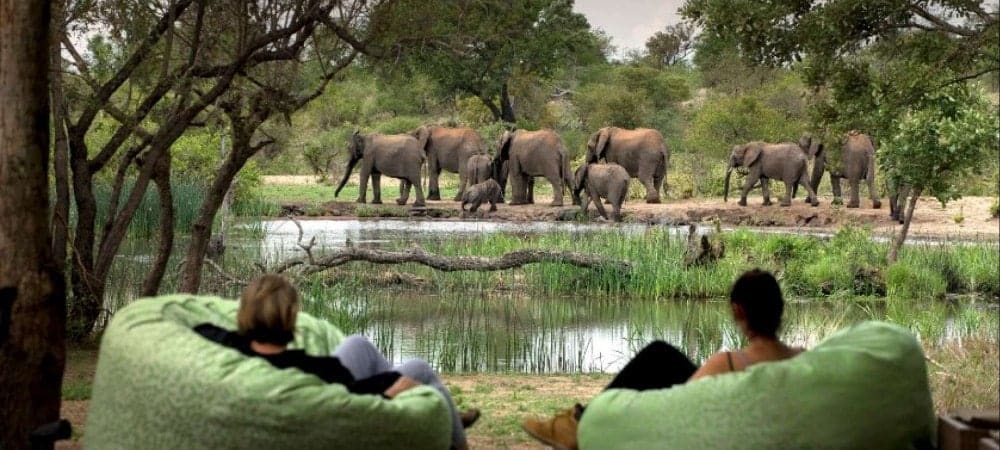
[{"x1": 574, "y1": 0, "x2": 687, "y2": 58}]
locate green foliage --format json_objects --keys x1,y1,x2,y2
[
  {"x1": 616, "y1": 66, "x2": 692, "y2": 108},
  {"x1": 879, "y1": 86, "x2": 1000, "y2": 206},
  {"x1": 372, "y1": 0, "x2": 602, "y2": 122},
  {"x1": 644, "y1": 24, "x2": 694, "y2": 68},
  {"x1": 574, "y1": 83, "x2": 651, "y2": 130},
  {"x1": 457, "y1": 96, "x2": 499, "y2": 127},
  {"x1": 683, "y1": 93, "x2": 803, "y2": 157},
  {"x1": 991, "y1": 199, "x2": 999, "y2": 219},
  {"x1": 372, "y1": 116, "x2": 425, "y2": 134}
]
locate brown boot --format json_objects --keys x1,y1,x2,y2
[{"x1": 521, "y1": 406, "x2": 579, "y2": 450}]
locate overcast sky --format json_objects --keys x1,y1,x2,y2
[{"x1": 574, "y1": 0, "x2": 687, "y2": 57}]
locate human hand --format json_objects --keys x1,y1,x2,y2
[{"x1": 384, "y1": 376, "x2": 421, "y2": 398}]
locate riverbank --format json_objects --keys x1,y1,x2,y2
[
  {"x1": 257, "y1": 177, "x2": 999, "y2": 241},
  {"x1": 55, "y1": 338, "x2": 1000, "y2": 449}
]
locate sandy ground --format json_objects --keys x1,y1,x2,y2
[{"x1": 295, "y1": 195, "x2": 999, "y2": 241}]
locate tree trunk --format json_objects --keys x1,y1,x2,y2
[
  {"x1": 50, "y1": 0, "x2": 70, "y2": 268},
  {"x1": 140, "y1": 155, "x2": 174, "y2": 297},
  {"x1": 179, "y1": 128, "x2": 255, "y2": 293},
  {"x1": 888, "y1": 187, "x2": 922, "y2": 263},
  {"x1": 0, "y1": 2, "x2": 67, "y2": 449},
  {"x1": 500, "y1": 82, "x2": 516, "y2": 123}
]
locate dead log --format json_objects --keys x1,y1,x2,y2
[{"x1": 273, "y1": 246, "x2": 631, "y2": 275}]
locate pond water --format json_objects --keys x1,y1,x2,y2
[{"x1": 108, "y1": 218, "x2": 997, "y2": 374}]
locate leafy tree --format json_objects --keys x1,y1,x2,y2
[
  {"x1": 574, "y1": 83, "x2": 651, "y2": 130},
  {"x1": 879, "y1": 86, "x2": 999, "y2": 261},
  {"x1": 370, "y1": 0, "x2": 602, "y2": 123},
  {"x1": 645, "y1": 23, "x2": 695, "y2": 67}
]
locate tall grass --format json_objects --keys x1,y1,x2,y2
[{"x1": 316, "y1": 225, "x2": 998, "y2": 301}]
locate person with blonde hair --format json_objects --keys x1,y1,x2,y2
[{"x1": 195, "y1": 274, "x2": 478, "y2": 450}]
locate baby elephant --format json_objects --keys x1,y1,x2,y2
[
  {"x1": 461, "y1": 179, "x2": 503, "y2": 213},
  {"x1": 573, "y1": 163, "x2": 629, "y2": 222}
]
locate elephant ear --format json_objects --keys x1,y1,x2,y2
[
  {"x1": 411, "y1": 126, "x2": 431, "y2": 153},
  {"x1": 798, "y1": 134, "x2": 812, "y2": 153},
  {"x1": 351, "y1": 130, "x2": 365, "y2": 157},
  {"x1": 594, "y1": 128, "x2": 611, "y2": 160},
  {"x1": 498, "y1": 131, "x2": 513, "y2": 160},
  {"x1": 744, "y1": 144, "x2": 763, "y2": 167}
]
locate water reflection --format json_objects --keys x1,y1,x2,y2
[{"x1": 303, "y1": 291, "x2": 995, "y2": 374}]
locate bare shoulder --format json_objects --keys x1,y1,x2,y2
[{"x1": 689, "y1": 351, "x2": 731, "y2": 381}]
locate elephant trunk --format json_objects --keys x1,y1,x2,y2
[
  {"x1": 810, "y1": 153, "x2": 825, "y2": 192},
  {"x1": 334, "y1": 155, "x2": 360, "y2": 198},
  {"x1": 723, "y1": 162, "x2": 734, "y2": 203}
]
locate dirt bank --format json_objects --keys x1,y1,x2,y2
[{"x1": 279, "y1": 195, "x2": 999, "y2": 241}]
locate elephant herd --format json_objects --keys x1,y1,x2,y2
[{"x1": 334, "y1": 125, "x2": 887, "y2": 223}]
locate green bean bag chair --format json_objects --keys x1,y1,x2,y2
[
  {"x1": 85, "y1": 295, "x2": 452, "y2": 450},
  {"x1": 578, "y1": 321, "x2": 935, "y2": 450}
]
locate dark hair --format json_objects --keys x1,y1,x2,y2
[{"x1": 729, "y1": 269, "x2": 784, "y2": 338}]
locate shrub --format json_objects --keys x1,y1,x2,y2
[
  {"x1": 682, "y1": 93, "x2": 804, "y2": 158},
  {"x1": 372, "y1": 115, "x2": 424, "y2": 134},
  {"x1": 886, "y1": 262, "x2": 947, "y2": 300},
  {"x1": 457, "y1": 96, "x2": 496, "y2": 127},
  {"x1": 574, "y1": 83, "x2": 652, "y2": 130}
]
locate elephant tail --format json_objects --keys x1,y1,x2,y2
[{"x1": 560, "y1": 150, "x2": 572, "y2": 194}]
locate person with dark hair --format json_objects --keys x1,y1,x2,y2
[
  {"x1": 194, "y1": 274, "x2": 479, "y2": 450},
  {"x1": 522, "y1": 269, "x2": 803, "y2": 450}
]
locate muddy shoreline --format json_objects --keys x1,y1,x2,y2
[{"x1": 274, "y1": 195, "x2": 999, "y2": 241}]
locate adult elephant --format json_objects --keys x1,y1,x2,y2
[
  {"x1": 410, "y1": 125, "x2": 488, "y2": 201},
  {"x1": 334, "y1": 131, "x2": 426, "y2": 207},
  {"x1": 724, "y1": 141, "x2": 819, "y2": 207},
  {"x1": 803, "y1": 131, "x2": 881, "y2": 209},
  {"x1": 491, "y1": 129, "x2": 573, "y2": 206},
  {"x1": 586, "y1": 127, "x2": 669, "y2": 203}
]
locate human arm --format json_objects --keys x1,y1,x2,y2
[{"x1": 382, "y1": 376, "x2": 422, "y2": 398}]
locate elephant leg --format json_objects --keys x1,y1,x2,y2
[
  {"x1": 426, "y1": 157, "x2": 442, "y2": 201},
  {"x1": 761, "y1": 179, "x2": 773, "y2": 206},
  {"x1": 396, "y1": 176, "x2": 411, "y2": 205},
  {"x1": 868, "y1": 176, "x2": 881, "y2": 209},
  {"x1": 780, "y1": 179, "x2": 794, "y2": 207},
  {"x1": 654, "y1": 171, "x2": 666, "y2": 202},
  {"x1": 589, "y1": 188, "x2": 609, "y2": 219},
  {"x1": 508, "y1": 161, "x2": 526, "y2": 205},
  {"x1": 411, "y1": 174, "x2": 425, "y2": 207},
  {"x1": 453, "y1": 169, "x2": 467, "y2": 202},
  {"x1": 739, "y1": 172, "x2": 759, "y2": 207},
  {"x1": 546, "y1": 172, "x2": 564, "y2": 207},
  {"x1": 357, "y1": 165, "x2": 371, "y2": 204},
  {"x1": 830, "y1": 177, "x2": 843, "y2": 206},
  {"x1": 612, "y1": 198, "x2": 623, "y2": 222},
  {"x1": 798, "y1": 175, "x2": 820, "y2": 207},
  {"x1": 527, "y1": 177, "x2": 535, "y2": 204},
  {"x1": 488, "y1": 198, "x2": 497, "y2": 212},
  {"x1": 641, "y1": 176, "x2": 660, "y2": 204},
  {"x1": 371, "y1": 173, "x2": 384, "y2": 204},
  {"x1": 847, "y1": 177, "x2": 861, "y2": 208}
]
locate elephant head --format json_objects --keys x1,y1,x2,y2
[
  {"x1": 585, "y1": 127, "x2": 611, "y2": 163},
  {"x1": 723, "y1": 143, "x2": 762, "y2": 202},
  {"x1": 334, "y1": 130, "x2": 365, "y2": 198},
  {"x1": 799, "y1": 133, "x2": 827, "y2": 191}
]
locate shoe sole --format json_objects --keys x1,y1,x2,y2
[{"x1": 520, "y1": 423, "x2": 574, "y2": 450}]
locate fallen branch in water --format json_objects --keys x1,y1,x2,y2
[{"x1": 272, "y1": 245, "x2": 631, "y2": 275}]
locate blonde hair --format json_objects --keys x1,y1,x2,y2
[{"x1": 237, "y1": 274, "x2": 300, "y2": 345}]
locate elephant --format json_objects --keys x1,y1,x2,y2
[
  {"x1": 573, "y1": 163, "x2": 630, "y2": 222},
  {"x1": 334, "y1": 131, "x2": 426, "y2": 207},
  {"x1": 586, "y1": 127, "x2": 669, "y2": 203},
  {"x1": 491, "y1": 129, "x2": 573, "y2": 206},
  {"x1": 803, "y1": 131, "x2": 881, "y2": 209},
  {"x1": 466, "y1": 153, "x2": 493, "y2": 185},
  {"x1": 724, "y1": 141, "x2": 819, "y2": 207},
  {"x1": 461, "y1": 179, "x2": 503, "y2": 213},
  {"x1": 409, "y1": 125, "x2": 488, "y2": 201}
]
